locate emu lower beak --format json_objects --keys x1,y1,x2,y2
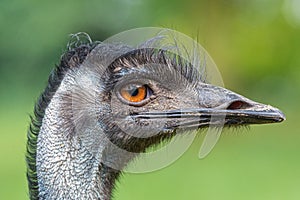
[{"x1": 179, "y1": 103, "x2": 286, "y2": 126}]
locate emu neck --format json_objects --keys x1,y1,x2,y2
[{"x1": 36, "y1": 76, "x2": 119, "y2": 200}]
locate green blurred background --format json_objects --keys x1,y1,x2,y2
[{"x1": 1, "y1": 0, "x2": 299, "y2": 199}]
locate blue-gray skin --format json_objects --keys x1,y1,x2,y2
[{"x1": 26, "y1": 37, "x2": 285, "y2": 200}]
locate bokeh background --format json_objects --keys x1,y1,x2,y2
[{"x1": 1, "y1": 0, "x2": 299, "y2": 199}]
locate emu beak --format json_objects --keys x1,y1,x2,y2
[
  {"x1": 133, "y1": 84, "x2": 285, "y2": 128},
  {"x1": 194, "y1": 84, "x2": 286, "y2": 126}
]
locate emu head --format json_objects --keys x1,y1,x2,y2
[
  {"x1": 69, "y1": 44, "x2": 285, "y2": 166},
  {"x1": 29, "y1": 33, "x2": 286, "y2": 200}
]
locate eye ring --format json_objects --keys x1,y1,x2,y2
[{"x1": 118, "y1": 83, "x2": 153, "y2": 106}]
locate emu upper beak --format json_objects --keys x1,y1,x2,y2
[
  {"x1": 194, "y1": 84, "x2": 286, "y2": 125},
  {"x1": 133, "y1": 84, "x2": 285, "y2": 128}
]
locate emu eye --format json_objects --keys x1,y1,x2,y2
[{"x1": 120, "y1": 84, "x2": 151, "y2": 103}]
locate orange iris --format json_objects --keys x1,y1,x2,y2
[{"x1": 120, "y1": 85, "x2": 147, "y2": 102}]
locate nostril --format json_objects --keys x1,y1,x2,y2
[{"x1": 227, "y1": 100, "x2": 249, "y2": 110}]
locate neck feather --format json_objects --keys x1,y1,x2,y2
[
  {"x1": 26, "y1": 42, "x2": 123, "y2": 200},
  {"x1": 36, "y1": 71, "x2": 122, "y2": 200}
]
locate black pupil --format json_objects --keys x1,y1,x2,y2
[{"x1": 129, "y1": 88, "x2": 139, "y2": 96}]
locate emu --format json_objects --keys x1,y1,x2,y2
[{"x1": 26, "y1": 33, "x2": 285, "y2": 200}]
